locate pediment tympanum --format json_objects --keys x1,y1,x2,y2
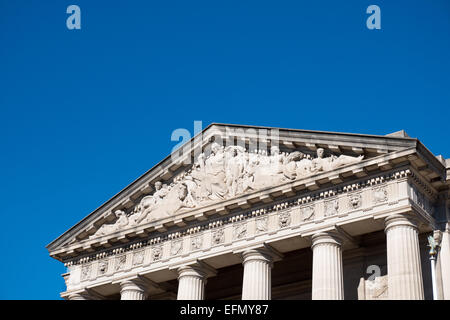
[{"x1": 90, "y1": 143, "x2": 364, "y2": 239}]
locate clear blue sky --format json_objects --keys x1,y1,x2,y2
[{"x1": 0, "y1": 1, "x2": 449, "y2": 299}]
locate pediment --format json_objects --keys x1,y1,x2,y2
[{"x1": 47, "y1": 124, "x2": 447, "y2": 260}]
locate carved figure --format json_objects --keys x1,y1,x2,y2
[{"x1": 91, "y1": 210, "x2": 128, "y2": 238}]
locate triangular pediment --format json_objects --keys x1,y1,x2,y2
[{"x1": 47, "y1": 123, "x2": 447, "y2": 260}]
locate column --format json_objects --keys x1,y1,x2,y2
[
  {"x1": 311, "y1": 231, "x2": 344, "y2": 300},
  {"x1": 385, "y1": 214, "x2": 424, "y2": 299},
  {"x1": 67, "y1": 292, "x2": 93, "y2": 300},
  {"x1": 439, "y1": 225, "x2": 450, "y2": 299},
  {"x1": 241, "y1": 249, "x2": 273, "y2": 300},
  {"x1": 120, "y1": 278, "x2": 148, "y2": 300},
  {"x1": 177, "y1": 265, "x2": 207, "y2": 300}
]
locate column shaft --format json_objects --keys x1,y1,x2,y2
[
  {"x1": 241, "y1": 249, "x2": 273, "y2": 300},
  {"x1": 67, "y1": 292, "x2": 92, "y2": 300},
  {"x1": 439, "y1": 227, "x2": 450, "y2": 299},
  {"x1": 385, "y1": 214, "x2": 424, "y2": 299},
  {"x1": 311, "y1": 232, "x2": 344, "y2": 300},
  {"x1": 177, "y1": 265, "x2": 207, "y2": 300}
]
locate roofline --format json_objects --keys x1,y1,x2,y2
[{"x1": 208, "y1": 123, "x2": 418, "y2": 141}]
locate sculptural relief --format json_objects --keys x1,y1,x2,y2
[
  {"x1": 132, "y1": 250, "x2": 144, "y2": 266},
  {"x1": 364, "y1": 275, "x2": 388, "y2": 300},
  {"x1": 373, "y1": 187, "x2": 388, "y2": 204},
  {"x1": 115, "y1": 255, "x2": 126, "y2": 271},
  {"x1": 324, "y1": 199, "x2": 339, "y2": 217},
  {"x1": 348, "y1": 193, "x2": 362, "y2": 210},
  {"x1": 171, "y1": 240, "x2": 183, "y2": 256},
  {"x1": 91, "y1": 144, "x2": 364, "y2": 237},
  {"x1": 81, "y1": 264, "x2": 91, "y2": 281},
  {"x1": 300, "y1": 206, "x2": 315, "y2": 221},
  {"x1": 279, "y1": 211, "x2": 291, "y2": 228},
  {"x1": 256, "y1": 217, "x2": 268, "y2": 233},
  {"x1": 91, "y1": 210, "x2": 128, "y2": 239},
  {"x1": 212, "y1": 228, "x2": 225, "y2": 245},
  {"x1": 98, "y1": 260, "x2": 108, "y2": 275},
  {"x1": 152, "y1": 246, "x2": 163, "y2": 261},
  {"x1": 129, "y1": 181, "x2": 169, "y2": 225},
  {"x1": 233, "y1": 223, "x2": 247, "y2": 240},
  {"x1": 191, "y1": 235, "x2": 203, "y2": 250}
]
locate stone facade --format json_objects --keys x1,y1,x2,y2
[{"x1": 46, "y1": 124, "x2": 450, "y2": 300}]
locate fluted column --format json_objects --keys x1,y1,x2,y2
[
  {"x1": 241, "y1": 249, "x2": 273, "y2": 300},
  {"x1": 177, "y1": 265, "x2": 207, "y2": 300},
  {"x1": 385, "y1": 214, "x2": 424, "y2": 299},
  {"x1": 120, "y1": 279, "x2": 148, "y2": 300},
  {"x1": 311, "y1": 231, "x2": 344, "y2": 300},
  {"x1": 438, "y1": 225, "x2": 450, "y2": 299},
  {"x1": 67, "y1": 292, "x2": 93, "y2": 300}
]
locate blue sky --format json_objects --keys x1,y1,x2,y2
[{"x1": 0, "y1": 1, "x2": 449, "y2": 299}]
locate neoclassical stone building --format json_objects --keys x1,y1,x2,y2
[{"x1": 47, "y1": 124, "x2": 450, "y2": 300}]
